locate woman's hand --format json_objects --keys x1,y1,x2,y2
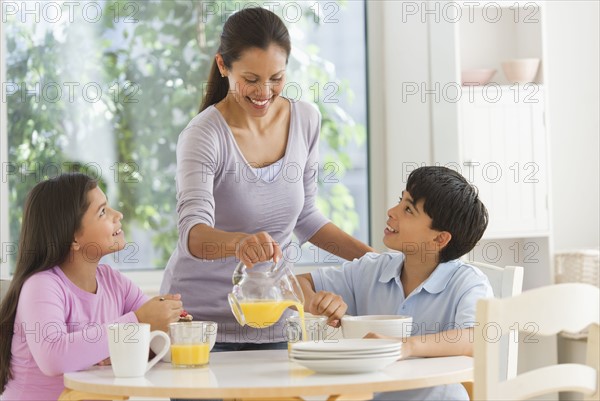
[
  {"x1": 306, "y1": 291, "x2": 347, "y2": 327},
  {"x1": 134, "y1": 294, "x2": 183, "y2": 332},
  {"x1": 236, "y1": 231, "x2": 282, "y2": 268}
]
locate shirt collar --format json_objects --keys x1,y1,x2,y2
[
  {"x1": 421, "y1": 259, "x2": 462, "y2": 294},
  {"x1": 378, "y1": 253, "x2": 404, "y2": 283},
  {"x1": 377, "y1": 254, "x2": 462, "y2": 294}
]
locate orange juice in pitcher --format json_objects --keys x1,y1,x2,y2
[
  {"x1": 228, "y1": 260, "x2": 306, "y2": 338},
  {"x1": 239, "y1": 300, "x2": 306, "y2": 340}
]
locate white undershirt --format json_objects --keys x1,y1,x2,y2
[{"x1": 249, "y1": 158, "x2": 284, "y2": 183}]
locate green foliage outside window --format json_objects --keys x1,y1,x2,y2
[{"x1": 4, "y1": 0, "x2": 366, "y2": 269}]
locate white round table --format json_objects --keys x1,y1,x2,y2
[{"x1": 61, "y1": 349, "x2": 473, "y2": 400}]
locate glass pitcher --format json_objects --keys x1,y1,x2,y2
[{"x1": 228, "y1": 259, "x2": 305, "y2": 329}]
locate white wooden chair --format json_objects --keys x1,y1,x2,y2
[
  {"x1": 474, "y1": 283, "x2": 600, "y2": 400},
  {"x1": 470, "y1": 262, "x2": 524, "y2": 299},
  {"x1": 470, "y1": 262, "x2": 524, "y2": 380},
  {"x1": 461, "y1": 262, "x2": 524, "y2": 399}
]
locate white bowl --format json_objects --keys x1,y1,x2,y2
[
  {"x1": 461, "y1": 68, "x2": 497, "y2": 86},
  {"x1": 150, "y1": 321, "x2": 218, "y2": 363},
  {"x1": 501, "y1": 58, "x2": 540, "y2": 83},
  {"x1": 341, "y1": 315, "x2": 413, "y2": 339}
]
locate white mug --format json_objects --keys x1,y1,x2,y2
[{"x1": 107, "y1": 323, "x2": 170, "y2": 378}]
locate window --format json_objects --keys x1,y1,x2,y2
[{"x1": 1, "y1": 0, "x2": 369, "y2": 272}]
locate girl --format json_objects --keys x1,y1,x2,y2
[{"x1": 0, "y1": 173, "x2": 183, "y2": 400}]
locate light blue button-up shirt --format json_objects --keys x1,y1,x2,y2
[{"x1": 311, "y1": 252, "x2": 493, "y2": 401}]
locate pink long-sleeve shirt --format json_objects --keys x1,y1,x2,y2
[{"x1": 2, "y1": 264, "x2": 148, "y2": 400}]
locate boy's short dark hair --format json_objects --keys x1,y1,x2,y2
[{"x1": 406, "y1": 166, "x2": 488, "y2": 262}]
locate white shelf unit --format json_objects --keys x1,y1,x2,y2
[
  {"x1": 429, "y1": 1, "x2": 552, "y2": 286},
  {"x1": 458, "y1": 1, "x2": 545, "y2": 85},
  {"x1": 459, "y1": 85, "x2": 549, "y2": 238},
  {"x1": 428, "y1": 2, "x2": 557, "y2": 394}
]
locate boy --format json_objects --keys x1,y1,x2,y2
[{"x1": 297, "y1": 166, "x2": 492, "y2": 401}]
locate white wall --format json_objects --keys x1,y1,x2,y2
[
  {"x1": 367, "y1": 1, "x2": 434, "y2": 251},
  {"x1": 545, "y1": 1, "x2": 600, "y2": 251},
  {"x1": 369, "y1": 1, "x2": 600, "y2": 253}
]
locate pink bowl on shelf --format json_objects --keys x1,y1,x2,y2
[
  {"x1": 501, "y1": 58, "x2": 540, "y2": 83},
  {"x1": 461, "y1": 69, "x2": 497, "y2": 86}
]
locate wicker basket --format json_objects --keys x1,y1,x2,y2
[
  {"x1": 554, "y1": 250, "x2": 599, "y2": 339},
  {"x1": 555, "y1": 250, "x2": 599, "y2": 287}
]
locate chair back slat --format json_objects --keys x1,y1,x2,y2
[
  {"x1": 474, "y1": 283, "x2": 600, "y2": 401},
  {"x1": 469, "y1": 262, "x2": 524, "y2": 381}
]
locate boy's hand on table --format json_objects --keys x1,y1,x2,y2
[
  {"x1": 306, "y1": 291, "x2": 347, "y2": 327},
  {"x1": 364, "y1": 332, "x2": 411, "y2": 360}
]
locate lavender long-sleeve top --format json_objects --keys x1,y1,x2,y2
[
  {"x1": 3, "y1": 265, "x2": 148, "y2": 401},
  {"x1": 160, "y1": 99, "x2": 330, "y2": 343}
]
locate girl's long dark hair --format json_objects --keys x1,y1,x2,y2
[
  {"x1": 200, "y1": 7, "x2": 291, "y2": 112},
  {"x1": 0, "y1": 173, "x2": 96, "y2": 392}
]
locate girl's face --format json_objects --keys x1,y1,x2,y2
[
  {"x1": 218, "y1": 44, "x2": 288, "y2": 117},
  {"x1": 73, "y1": 187, "x2": 125, "y2": 260}
]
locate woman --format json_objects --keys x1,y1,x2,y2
[{"x1": 160, "y1": 7, "x2": 374, "y2": 351}]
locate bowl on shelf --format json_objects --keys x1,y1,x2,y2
[
  {"x1": 461, "y1": 69, "x2": 497, "y2": 86},
  {"x1": 501, "y1": 58, "x2": 541, "y2": 84}
]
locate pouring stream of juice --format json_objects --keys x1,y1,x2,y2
[{"x1": 239, "y1": 300, "x2": 306, "y2": 339}]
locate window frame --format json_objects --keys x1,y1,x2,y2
[
  {"x1": 0, "y1": 2, "x2": 386, "y2": 288},
  {"x1": 1, "y1": 18, "x2": 10, "y2": 280}
]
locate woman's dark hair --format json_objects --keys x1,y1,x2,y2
[
  {"x1": 406, "y1": 166, "x2": 489, "y2": 262},
  {"x1": 0, "y1": 173, "x2": 96, "y2": 391},
  {"x1": 200, "y1": 7, "x2": 291, "y2": 112}
]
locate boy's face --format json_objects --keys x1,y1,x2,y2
[{"x1": 384, "y1": 190, "x2": 445, "y2": 258}]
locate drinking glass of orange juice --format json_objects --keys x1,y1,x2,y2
[
  {"x1": 286, "y1": 313, "x2": 328, "y2": 354},
  {"x1": 169, "y1": 322, "x2": 210, "y2": 368}
]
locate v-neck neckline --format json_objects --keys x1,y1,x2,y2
[{"x1": 213, "y1": 98, "x2": 293, "y2": 184}]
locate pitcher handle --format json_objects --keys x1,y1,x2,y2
[
  {"x1": 275, "y1": 260, "x2": 305, "y2": 305},
  {"x1": 233, "y1": 259, "x2": 280, "y2": 284},
  {"x1": 232, "y1": 261, "x2": 246, "y2": 285},
  {"x1": 228, "y1": 292, "x2": 246, "y2": 326}
]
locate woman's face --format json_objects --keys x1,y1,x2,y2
[{"x1": 219, "y1": 44, "x2": 288, "y2": 117}]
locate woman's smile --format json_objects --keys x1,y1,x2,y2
[{"x1": 247, "y1": 96, "x2": 273, "y2": 109}]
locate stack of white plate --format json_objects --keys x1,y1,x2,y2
[{"x1": 289, "y1": 339, "x2": 402, "y2": 374}]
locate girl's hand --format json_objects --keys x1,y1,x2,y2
[
  {"x1": 135, "y1": 294, "x2": 183, "y2": 332},
  {"x1": 306, "y1": 291, "x2": 347, "y2": 327},
  {"x1": 237, "y1": 231, "x2": 282, "y2": 268},
  {"x1": 96, "y1": 357, "x2": 111, "y2": 366}
]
